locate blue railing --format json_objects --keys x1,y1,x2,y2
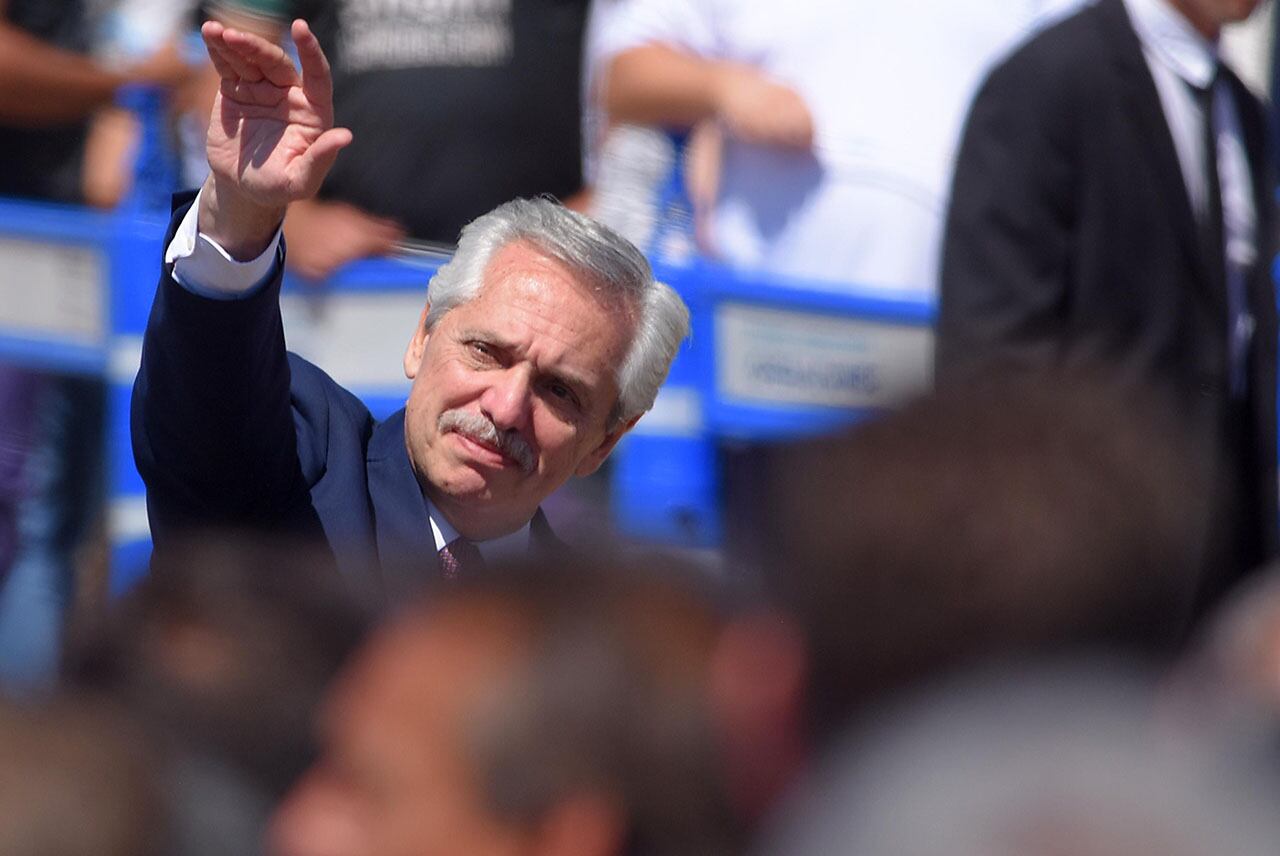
[{"x1": 0, "y1": 194, "x2": 935, "y2": 589}]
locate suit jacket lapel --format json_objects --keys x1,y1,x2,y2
[
  {"x1": 1094, "y1": 0, "x2": 1220, "y2": 305},
  {"x1": 530, "y1": 507, "x2": 569, "y2": 558},
  {"x1": 366, "y1": 408, "x2": 440, "y2": 599}
]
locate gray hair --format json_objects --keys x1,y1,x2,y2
[
  {"x1": 757, "y1": 663, "x2": 1280, "y2": 856},
  {"x1": 425, "y1": 198, "x2": 690, "y2": 427}
]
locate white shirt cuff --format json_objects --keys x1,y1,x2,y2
[{"x1": 166, "y1": 186, "x2": 284, "y2": 299}]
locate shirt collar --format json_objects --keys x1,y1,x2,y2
[
  {"x1": 426, "y1": 499, "x2": 532, "y2": 559},
  {"x1": 1125, "y1": 0, "x2": 1220, "y2": 89}
]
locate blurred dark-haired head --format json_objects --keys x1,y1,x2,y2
[
  {"x1": 271, "y1": 554, "x2": 739, "y2": 856},
  {"x1": 65, "y1": 533, "x2": 374, "y2": 795},
  {"x1": 0, "y1": 695, "x2": 164, "y2": 856},
  {"x1": 727, "y1": 371, "x2": 1207, "y2": 738}
]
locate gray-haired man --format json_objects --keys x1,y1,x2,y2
[{"x1": 132, "y1": 20, "x2": 690, "y2": 596}]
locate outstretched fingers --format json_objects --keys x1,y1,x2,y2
[
  {"x1": 201, "y1": 20, "x2": 298, "y2": 89},
  {"x1": 292, "y1": 19, "x2": 335, "y2": 106},
  {"x1": 220, "y1": 26, "x2": 300, "y2": 88},
  {"x1": 201, "y1": 21, "x2": 244, "y2": 81}
]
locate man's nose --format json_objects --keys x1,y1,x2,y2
[{"x1": 480, "y1": 366, "x2": 533, "y2": 432}]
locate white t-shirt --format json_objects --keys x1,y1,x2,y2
[{"x1": 599, "y1": 0, "x2": 1085, "y2": 294}]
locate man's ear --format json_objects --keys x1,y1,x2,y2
[
  {"x1": 574, "y1": 415, "x2": 641, "y2": 477},
  {"x1": 403, "y1": 302, "x2": 431, "y2": 379}
]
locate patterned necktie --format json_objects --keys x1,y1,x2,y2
[{"x1": 438, "y1": 537, "x2": 485, "y2": 581}]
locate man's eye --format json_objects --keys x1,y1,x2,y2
[
  {"x1": 546, "y1": 382, "x2": 579, "y2": 406},
  {"x1": 469, "y1": 341, "x2": 496, "y2": 360}
]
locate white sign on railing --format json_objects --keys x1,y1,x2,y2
[
  {"x1": 715, "y1": 302, "x2": 933, "y2": 409},
  {"x1": 0, "y1": 237, "x2": 107, "y2": 347}
]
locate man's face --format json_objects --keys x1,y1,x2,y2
[
  {"x1": 1171, "y1": 0, "x2": 1261, "y2": 36},
  {"x1": 269, "y1": 608, "x2": 532, "y2": 856},
  {"x1": 402, "y1": 241, "x2": 637, "y2": 539}
]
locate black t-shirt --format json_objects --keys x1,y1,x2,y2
[
  {"x1": 0, "y1": 0, "x2": 92, "y2": 203},
  {"x1": 289, "y1": 0, "x2": 588, "y2": 243}
]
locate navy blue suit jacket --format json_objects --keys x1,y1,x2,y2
[{"x1": 132, "y1": 195, "x2": 562, "y2": 600}]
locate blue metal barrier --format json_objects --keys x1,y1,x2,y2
[
  {"x1": 0, "y1": 194, "x2": 935, "y2": 583},
  {"x1": 611, "y1": 260, "x2": 935, "y2": 546}
]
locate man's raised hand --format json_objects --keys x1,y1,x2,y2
[{"x1": 199, "y1": 19, "x2": 352, "y2": 260}]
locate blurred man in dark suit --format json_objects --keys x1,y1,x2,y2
[{"x1": 938, "y1": 0, "x2": 1277, "y2": 611}]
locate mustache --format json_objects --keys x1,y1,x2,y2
[{"x1": 438, "y1": 410, "x2": 536, "y2": 474}]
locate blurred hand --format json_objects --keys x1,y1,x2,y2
[
  {"x1": 125, "y1": 40, "x2": 195, "y2": 89},
  {"x1": 711, "y1": 64, "x2": 814, "y2": 150},
  {"x1": 284, "y1": 199, "x2": 406, "y2": 281}
]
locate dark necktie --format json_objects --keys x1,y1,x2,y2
[
  {"x1": 1196, "y1": 69, "x2": 1226, "y2": 287},
  {"x1": 1193, "y1": 66, "x2": 1250, "y2": 398},
  {"x1": 438, "y1": 537, "x2": 485, "y2": 581}
]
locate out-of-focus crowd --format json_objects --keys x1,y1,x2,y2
[
  {"x1": 7, "y1": 0, "x2": 1280, "y2": 854},
  {"x1": 9, "y1": 376, "x2": 1280, "y2": 856}
]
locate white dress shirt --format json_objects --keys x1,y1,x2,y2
[
  {"x1": 165, "y1": 188, "x2": 283, "y2": 298},
  {"x1": 1124, "y1": 0, "x2": 1257, "y2": 272},
  {"x1": 426, "y1": 501, "x2": 532, "y2": 559}
]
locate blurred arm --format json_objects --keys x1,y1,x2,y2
[
  {"x1": 280, "y1": 198, "x2": 405, "y2": 281},
  {"x1": 0, "y1": 22, "x2": 127, "y2": 124},
  {"x1": 605, "y1": 43, "x2": 813, "y2": 149},
  {"x1": 0, "y1": 13, "x2": 192, "y2": 127},
  {"x1": 604, "y1": 44, "x2": 726, "y2": 126}
]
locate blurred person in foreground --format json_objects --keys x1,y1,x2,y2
[
  {"x1": 269, "y1": 557, "x2": 738, "y2": 856},
  {"x1": 938, "y1": 0, "x2": 1279, "y2": 613},
  {"x1": 0, "y1": 0, "x2": 190, "y2": 692},
  {"x1": 201, "y1": 0, "x2": 592, "y2": 280},
  {"x1": 726, "y1": 373, "x2": 1209, "y2": 745},
  {"x1": 0, "y1": 694, "x2": 164, "y2": 856},
  {"x1": 64, "y1": 535, "x2": 372, "y2": 856},
  {"x1": 132, "y1": 20, "x2": 690, "y2": 600},
  {"x1": 598, "y1": 0, "x2": 1083, "y2": 291},
  {"x1": 754, "y1": 662, "x2": 1280, "y2": 856},
  {"x1": 1162, "y1": 564, "x2": 1280, "y2": 761}
]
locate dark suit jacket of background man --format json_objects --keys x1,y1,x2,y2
[
  {"x1": 937, "y1": 0, "x2": 1279, "y2": 608},
  {"x1": 132, "y1": 195, "x2": 564, "y2": 602}
]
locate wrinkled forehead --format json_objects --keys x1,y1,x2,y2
[{"x1": 467, "y1": 241, "x2": 640, "y2": 373}]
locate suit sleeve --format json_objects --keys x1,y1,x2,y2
[
  {"x1": 131, "y1": 195, "x2": 311, "y2": 543},
  {"x1": 935, "y1": 52, "x2": 1079, "y2": 387}
]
